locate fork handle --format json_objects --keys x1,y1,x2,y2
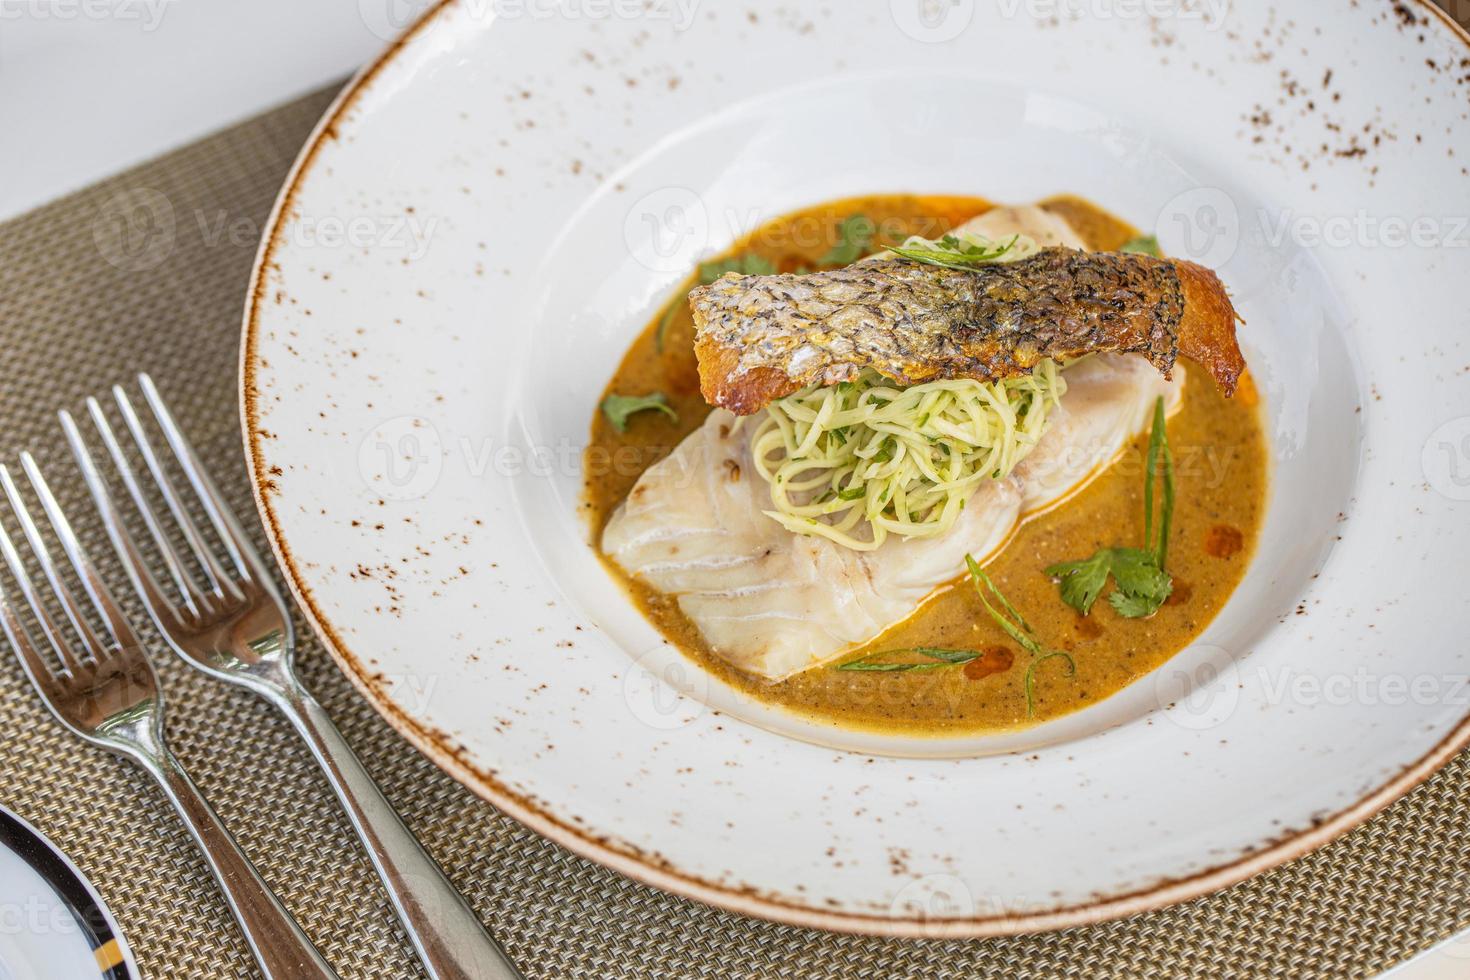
[
  {"x1": 146, "y1": 750, "x2": 339, "y2": 980},
  {"x1": 277, "y1": 685, "x2": 523, "y2": 980}
]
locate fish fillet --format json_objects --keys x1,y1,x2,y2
[
  {"x1": 691, "y1": 216, "x2": 1242, "y2": 416},
  {"x1": 603, "y1": 206, "x2": 1185, "y2": 681}
]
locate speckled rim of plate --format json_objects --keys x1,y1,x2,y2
[{"x1": 238, "y1": 0, "x2": 1470, "y2": 937}]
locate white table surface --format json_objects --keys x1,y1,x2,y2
[
  {"x1": 0, "y1": 0, "x2": 392, "y2": 221},
  {"x1": 2, "y1": 3, "x2": 1464, "y2": 976}
]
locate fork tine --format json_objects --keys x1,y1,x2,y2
[
  {"x1": 0, "y1": 518, "x2": 71, "y2": 680},
  {"x1": 116, "y1": 384, "x2": 244, "y2": 602},
  {"x1": 21, "y1": 451, "x2": 140, "y2": 652},
  {"x1": 76, "y1": 401, "x2": 203, "y2": 620},
  {"x1": 138, "y1": 374, "x2": 267, "y2": 586},
  {"x1": 112, "y1": 384, "x2": 241, "y2": 603},
  {"x1": 112, "y1": 389, "x2": 230, "y2": 596},
  {"x1": 0, "y1": 585, "x2": 59, "y2": 693},
  {"x1": 0, "y1": 466, "x2": 92, "y2": 671}
]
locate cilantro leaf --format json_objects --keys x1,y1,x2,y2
[
  {"x1": 601, "y1": 392, "x2": 678, "y2": 433},
  {"x1": 1107, "y1": 547, "x2": 1172, "y2": 604},
  {"x1": 1109, "y1": 590, "x2": 1165, "y2": 619},
  {"x1": 1045, "y1": 551, "x2": 1112, "y2": 615},
  {"x1": 818, "y1": 214, "x2": 875, "y2": 267},
  {"x1": 1121, "y1": 235, "x2": 1161, "y2": 256},
  {"x1": 698, "y1": 252, "x2": 776, "y2": 284}
]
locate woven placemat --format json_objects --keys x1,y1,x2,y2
[{"x1": 2, "y1": 83, "x2": 1469, "y2": 980}]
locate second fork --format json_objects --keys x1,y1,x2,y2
[{"x1": 64, "y1": 376, "x2": 523, "y2": 980}]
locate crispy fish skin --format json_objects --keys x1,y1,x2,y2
[{"x1": 691, "y1": 247, "x2": 1244, "y2": 415}]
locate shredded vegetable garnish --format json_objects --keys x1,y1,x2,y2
[{"x1": 749, "y1": 361, "x2": 1068, "y2": 551}]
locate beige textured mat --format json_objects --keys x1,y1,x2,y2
[{"x1": 1, "y1": 84, "x2": 1468, "y2": 980}]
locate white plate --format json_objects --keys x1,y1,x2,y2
[
  {"x1": 241, "y1": 0, "x2": 1470, "y2": 935},
  {"x1": 0, "y1": 806, "x2": 136, "y2": 979}
]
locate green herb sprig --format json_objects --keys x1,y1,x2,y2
[
  {"x1": 965, "y1": 555, "x2": 1076, "y2": 716},
  {"x1": 889, "y1": 233, "x2": 1027, "y2": 272},
  {"x1": 817, "y1": 214, "x2": 875, "y2": 267},
  {"x1": 1046, "y1": 396, "x2": 1176, "y2": 618},
  {"x1": 601, "y1": 392, "x2": 678, "y2": 433},
  {"x1": 828, "y1": 555, "x2": 1077, "y2": 717},
  {"x1": 835, "y1": 647, "x2": 982, "y2": 673}
]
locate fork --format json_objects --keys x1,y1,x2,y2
[
  {"x1": 0, "y1": 454, "x2": 338, "y2": 979},
  {"x1": 62, "y1": 376, "x2": 523, "y2": 980}
]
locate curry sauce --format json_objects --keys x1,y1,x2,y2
[{"x1": 583, "y1": 194, "x2": 1267, "y2": 736}]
